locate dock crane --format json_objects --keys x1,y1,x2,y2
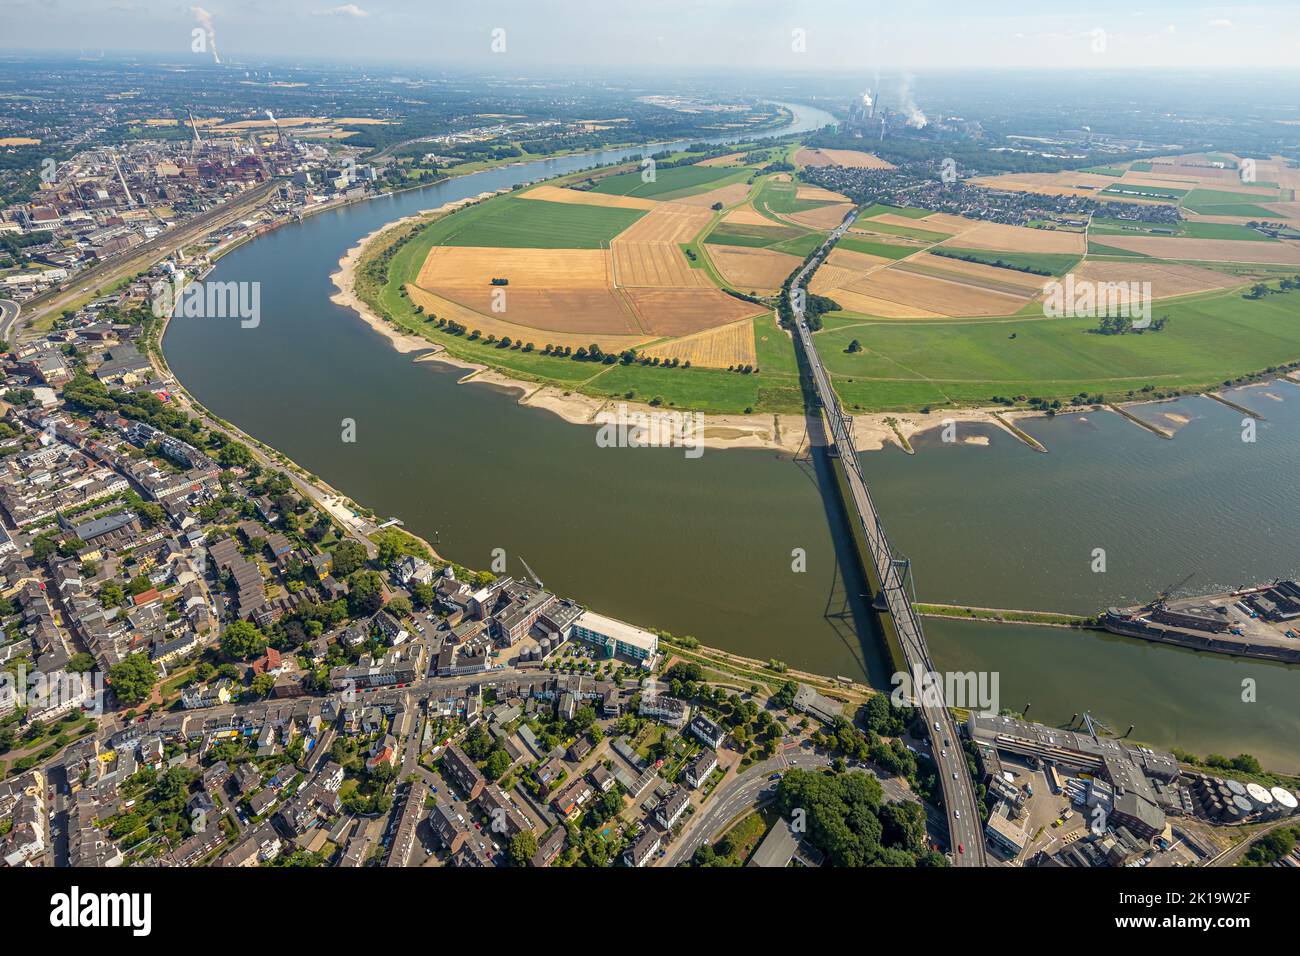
[
  {"x1": 517, "y1": 556, "x2": 543, "y2": 590},
  {"x1": 1151, "y1": 571, "x2": 1196, "y2": 607}
]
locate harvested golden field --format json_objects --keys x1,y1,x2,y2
[
  {"x1": 674, "y1": 182, "x2": 753, "y2": 208},
  {"x1": 708, "y1": 245, "x2": 802, "y2": 294},
  {"x1": 722, "y1": 205, "x2": 778, "y2": 227},
  {"x1": 437, "y1": 286, "x2": 646, "y2": 335},
  {"x1": 920, "y1": 212, "x2": 980, "y2": 232},
  {"x1": 939, "y1": 221, "x2": 1085, "y2": 254},
  {"x1": 520, "y1": 184, "x2": 658, "y2": 210},
  {"x1": 611, "y1": 203, "x2": 714, "y2": 287},
  {"x1": 844, "y1": 267, "x2": 1028, "y2": 317},
  {"x1": 1068, "y1": 260, "x2": 1253, "y2": 300},
  {"x1": 796, "y1": 148, "x2": 894, "y2": 170},
  {"x1": 787, "y1": 202, "x2": 855, "y2": 230},
  {"x1": 827, "y1": 288, "x2": 945, "y2": 318},
  {"x1": 697, "y1": 152, "x2": 746, "y2": 167},
  {"x1": 642, "y1": 318, "x2": 757, "y2": 369},
  {"x1": 612, "y1": 240, "x2": 708, "y2": 288},
  {"x1": 614, "y1": 202, "x2": 712, "y2": 243},
  {"x1": 405, "y1": 285, "x2": 651, "y2": 351},
  {"x1": 0, "y1": 136, "x2": 41, "y2": 146},
  {"x1": 1090, "y1": 235, "x2": 1300, "y2": 264},
  {"x1": 970, "y1": 171, "x2": 1119, "y2": 197},
  {"x1": 415, "y1": 246, "x2": 612, "y2": 289},
  {"x1": 1259, "y1": 201, "x2": 1300, "y2": 221},
  {"x1": 796, "y1": 185, "x2": 852, "y2": 203},
  {"x1": 809, "y1": 250, "x2": 893, "y2": 295},
  {"x1": 911, "y1": 253, "x2": 1049, "y2": 291},
  {"x1": 870, "y1": 212, "x2": 965, "y2": 234},
  {"x1": 622, "y1": 288, "x2": 765, "y2": 336}
]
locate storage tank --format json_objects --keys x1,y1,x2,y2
[
  {"x1": 1226, "y1": 778, "x2": 1247, "y2": 796},
  {"x1": 1246, "y1": 782, "x2": 1273, "y2": 808},
  {"x1": 1271, "y1": 787, "x2": 1298, "y2": 815},
  {"x1": 1232, "y1": 794, "x2": 1254, "y2": 815}
]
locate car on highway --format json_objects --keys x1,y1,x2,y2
[
  {"x1": 958, "y1": 844, "x2": 964, "y2": 855},
  {"x1": 954, "y1": 810, "x2": 961, "y2": 819},
  {"x1": 934, "y1": 721, "x2": 940, "y2": 731},
  {"x1": 952, "y1": 772, "x2": 958, "y2": 780}
]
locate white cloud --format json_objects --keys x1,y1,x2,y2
[
  {"x1": 314, "y1": 3, "x2": 368, "y2": 17},
  {"x1": 1208, "y1": 18, "x2": 1233, "y2": 29}
]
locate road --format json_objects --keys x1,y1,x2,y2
[
  {"x1": 0, "y1": 299, "x2": 19, "y2": 345},
  {"x1": 787, "y1": 212, "x2": 988, "y2": 867},
  {"x1": 662, "y1": 743, "x2": 915, "y2": 866}
]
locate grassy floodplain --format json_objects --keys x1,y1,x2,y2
[{"x1": 815, "y1": 285, "x2": 1300, "y2": 411}]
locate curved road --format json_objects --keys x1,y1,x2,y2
[
  {"x1": 0, "y1": 299, "x2": 19, "y2": 345},
  {"x1": 663, "y1": 745, "x2": 914, "y2": 866}
]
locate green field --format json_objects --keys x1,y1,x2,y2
[
  {"x1": 1130, "y1": 161, "x2": 1153, "y2": 172},
  {"x1": 1089, "y1": 217, "x2": 1271, "y2": 242},
  {"x1": 1087, "y1": 240, "x2": 1151, "y2": 258},
  {"x1": 859, "y1": 202, "x2": 933, "y2": 219},
  {"x1": 1180, "y1": 188, "x2": 1281, "y2": 218},
  {"x1": 770, "y1": 232, "x2": 828, "y2": 257},
  {"x1": 1080, "y1": 165, "x2": 1125, "y2": 177},
  {"x1": 852, "y1": 220, "x2": 951, "y2": 243},
  {"x1": 813, "y1": 285, "x2": 1299, "y2": 411},
  {"x1": 590, "y1": 164, "x2": 749, "y2": 200},
  {"x1": 753, "y1": 177, "x2": 842, "y2": 219},
  {"x1": 835, "y1": 235, "x2": 921, "y2": 259},
  {"x1": 932, "y1": 247, "x2": 1081, "y2": 276},
  {"x1": 706, "y1": 221, "x2": 807, "y2": 248},
  {"x1": 434, "y1": 195, "x2": 645, "y2": 248}
]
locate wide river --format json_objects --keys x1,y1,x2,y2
[{"x1": 162, "y1": 104, "x2": 1300, "y2": 771}]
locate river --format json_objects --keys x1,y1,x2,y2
[{"x1": 161, "y1": 103, "x2": 1300, "y2": 771}]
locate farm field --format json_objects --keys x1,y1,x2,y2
[
  {"x1": 931, "y1": 246, "x2": 1081, "y2": 276},
  {"x1": 813, "y1": 286, "x2": 1300, "y2": 411},
  {"x1": 1181, "y1": 188, "x2": 1283, "y2": 218},
  {"x1": 838, "y1": 266, "x2": 1032, "y2": 318},
  {"x1": 1067, "y1": 260, "x2": 1254, "y2": 300},
  {"x1": 707, "y1": 245, "x2": 802, "y2": 295},
  {"x1": 706, "y1": 220, "x2": 808, "y2": 248},
  {"x1": 439, "y1": 196, "x2": 646, "y2": 248},
  {"x1": 519, "y1": 184, "x2": 658, "y2": 210},
  {"x1": 640, "y1": 317, "x2": 757, "y2": 368},
  {"x1": 590, "y1": 164, "x2": 749, "y2": 199},
  {"x1": 1091, "y1": 235, "x2": 1300, "y2": 264},
  {"x1": 794, "y1": 147, "x2": 895, "y2": 169},
  {"x1": 851, "y1": 218, "x2": 953, "y2": 242},
  {"x1": 939, "y1": 221, "x2": 1085, "y2": 255},
  {"x1": 836, "y1": 235, "x2": 923, "y2": 259}
]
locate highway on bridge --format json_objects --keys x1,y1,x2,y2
[{"x1": 788, "y1": 213, "x2": 989, "y2": 867}]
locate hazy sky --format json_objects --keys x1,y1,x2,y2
[{"x1": 3, "y1": 0, "x2": 1299, "y2": 72}]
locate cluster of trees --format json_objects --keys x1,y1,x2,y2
[
  {"x1": 775, "y1": 768, "x2": 947, "y2": 867},
  {"x1": 1092, "y1": 313, "x2": 1168, "y2": 335},
  {"x1": 1245, "y1": 275, "x2": 1300, "y2": 299}
]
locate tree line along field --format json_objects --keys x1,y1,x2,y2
[{"x1": 812, "y1": 286, "x2": 1300, "y2": 411}]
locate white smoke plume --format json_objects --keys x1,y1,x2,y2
[
  {"x1": 898, "y1": 72, "x2": 927, "y2": 129},
  {"x1": 191, "y1": 6, "x2": 221, "y2": 64}
]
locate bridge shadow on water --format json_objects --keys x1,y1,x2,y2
[{"x1": 787, "y1": 320, "x2": 895, "y2": 691}]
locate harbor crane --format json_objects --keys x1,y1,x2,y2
[{"x1": 518, "y1": 556, "x2": 543, "y2": 589}]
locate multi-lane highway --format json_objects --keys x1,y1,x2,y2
[{"x1": 787, "y1": 214, "x2": 989, "y2": 866}]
